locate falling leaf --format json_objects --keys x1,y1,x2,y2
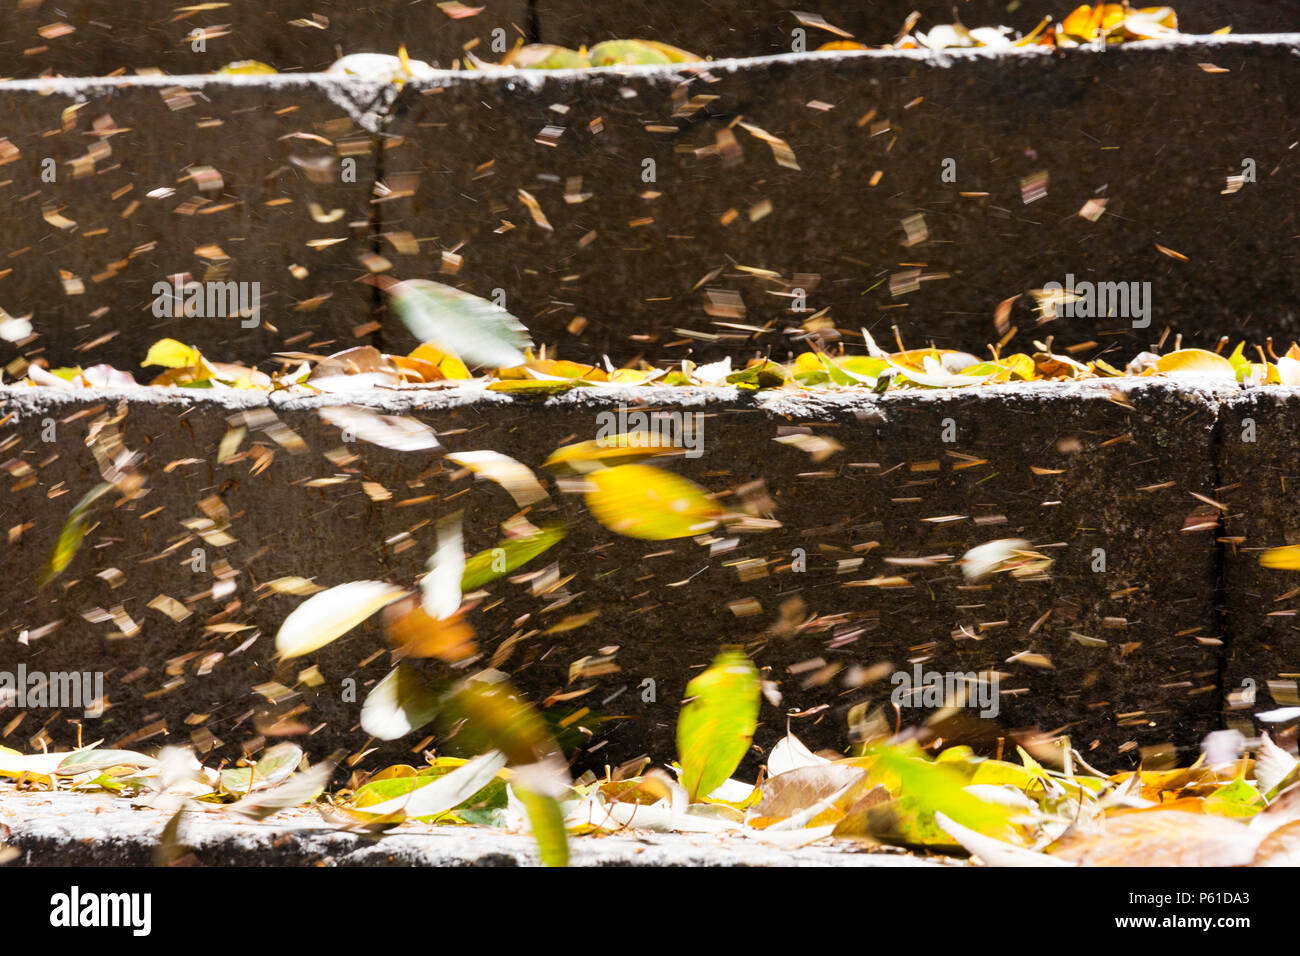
[
  {"x1": 360, "y1": 665, "x2": 443, "y2": 740},
  {"x1": 461, "y1": 524, "x2": 566, "y2": 590},
  {"x1": 275, "y1": 580, "x2": 409, "y2": 658},
  {"x1": 388, "y1": 279, "x2": 532, "y2": 369},
  {"x1": 584, "y1": 464, "x2": 721, "y2": 540},
  {"x1": 677, "y1": 650, "x2": 760, "y2": 802},
  {"x1": 445, "y1": 450, "x2": 549, "y2": 506},
  {"x1": 41, "y1": 483, "x2": 113, "y2": 586},
  {"x1": 318, "y1": 406, "x2": 441, "y2": 452}
]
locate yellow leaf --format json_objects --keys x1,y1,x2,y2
[
  {"x1": 584, "y1": 464, "x2": 721, "y2": 540},
  {"x1": 409, "y1": 343, "x2": 471, "y2": 379},
  {"x1": 1154, "y1": 349, "x2": 1236, "y2": 382},
  {"x1": 1261, "y1": 546, "x2": 1300, "y2": 571},
  {"x1": 142, "y1": 338, "x2": 201, "y2": 369}
]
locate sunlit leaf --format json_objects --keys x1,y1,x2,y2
[
  {"x1": 1260, "y1": 546, "x2": 1300, "y2": 571},
  {"x1": 1048, "y1": 810, "x2": 1256, "y2": 866},
  {"x1": 228, "y1": 756, "x2": 336, "y2": 821},
  {"x1": 834, "y1": 744, "x2": 1020, "y2": 848},
  {"x1": 460, "y1": 524, "x2": 566, "y2": 590},
  {"x1": 142, "y1": 338, "x2": 202, "y2": 369},
  {"x1": 384, "y1": 597, "x2": 478, "y2": 663},
  {"x1": 587, "y1": 39, "x2": 672, "y2": 66},
  {"x1": 218, "y1": 743, "x2": 303, "y2": 796},
  {"x1": 275, "y1": 580, "x2": 409, "y2": 658},
  {"x1": 352, "y1": 751, "x2": 506, "y2": 820},
  {"x1": 445, "y1": 450, "x2": 549, "y2": 507},
  {"x1": 1154, "y1": 348, "x2": 1237, "y2": 382},
  {"x1": 318, "y1": 406, "x2": 440, "y2": 452},
  {"x1": 677, "y1": 650, "x2": 760, "y2": 802},
  {"x1": 41, "y1": 482, "x2": 113, "y2": 586},
  {"x1": 388, "y1": 279, "x2": 532, "y2": 369},
  {"x1": 513, "y1": 785, "x2": 569, "y2": 866},
  {"x1": 584, "y1": 464, "x2": 721, "y2": 540},
  {"x1": 360, "y1": 665, "x2": 443, "y2": 741}
]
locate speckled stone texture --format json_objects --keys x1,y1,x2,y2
[
  {"x1": 0, "y1": 75, "x2": 384, "y2": 372},
  {"x1": 0, "y1": 789, "x2": 951, "y2": 866},
  {"x1": 380, "y1": 36, "x2": 1300, "y2": 364},
  {"x1": 0, "y1": 380, "x2": 1228, "y2": 775},
  {"x1": 4, "y1": 0, "x2": 533, "y2": 78},
  {"x1": 1217, "y1": 390, "x2": 1300, "y2": 730}
]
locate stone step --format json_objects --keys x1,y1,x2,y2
[
  {"x1": 536, "y1": 0, "x2": 1298, "y2": 57},
  {"x1": 1, "y1": 378, "x2": 1277, "y2": 774},
  {"x1": 7, "y1": 0, "x2": 1294, "y2": 79},
  {"x1": 1, "y1": 36, "x2": 1296, "y2": 377}
]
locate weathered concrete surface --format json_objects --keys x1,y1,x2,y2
[
  {"x1": 537, "y1": 1, "x2": 1297, "y2": 57},
  {"x1": 0, "y1": 789, "x2": 949, "y2": 866},
  {"x1": 6, "y1": 0, "x2": 1293, "y2": 80},
  {"x1": 1216, "y1": 390, "x2": 1300, "y2": 733},
  {"x1": 3, "y1": 39, "x2": 1297, "y2": 373},
  {"x1": 0, "y1": 75, "x2": 384, "y2": 373},
  {"x1": 381, "y1": 37, "x2": 1300, "y2": 364},
  {"x1": 5, "y1": 1, "x2": 532, "y2": 79},
  {"x1": 0, "y1": 380, "x2": 1228, "y2": 774}
]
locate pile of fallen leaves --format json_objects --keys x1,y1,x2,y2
[
  {"x1": 825, "y1": 4, "x2": 1214, "y2": 53},
  {"x1": 214, "y1": 5, "x2": 1222, "y2": 81},
  {"x1": 6, "y1": 278, "x2": 1299, "y2": 395},
  {"x1": 4, "y1": 648, "x2": 1299, "y2": 867}
]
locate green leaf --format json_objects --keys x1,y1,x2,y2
[
  {"x1": 218, "y1": 743, "x2": 303, "y2": 796},
  {"x1": 461, "y1": 525, "x2": 566, "y2": 590},
  {"x1": 1204, "y1": 776, "x2": 1263, "y2": 819},
  {"x1": 388, "y1": 279, "x2": 532, "y2": 369},
  {"x1": 513, "y1": 786, "x2": 569, "y2": 867},
  {"x1": 353, "y1": 761, "x2": 509, "y2": 818},
  {"x1": 351, "y1": 751, "x2": 507, "y2": 820},
  {"x1": 834, "y1": 743, "x2": 1019, "y2": 848},
  {"x1": 677, "y1": 650, "x2": 760, "y2": 801},
  {"x1": 41, "y1": 483, "x2": 113, "y2": 586}
]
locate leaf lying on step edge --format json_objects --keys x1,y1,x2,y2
[
  {"x1": 218, "y1": 743, "x2": 304, "y2": 797},
  {"x1": 228, "y1": 754, "x2": 339, "y2": 821},
  {"x1": 344, "y1": 751, "x2": 507, "y2": 824}
]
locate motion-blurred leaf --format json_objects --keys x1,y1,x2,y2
[
  {"x1": 585, "y1": 464, "x2": 721, "y2": 540},
  {"x1": 275, "y1": 580, "x2": 408, "y2": 658},
  {"x1": 388, "y1": 279, "x2": 531, "y2": 369},
  {"x1": 360, "y1": 665, "x2": 443, "y2": 741},
  {"x1": 677, "y1": 650, "x2": 760, "y2": 801}
]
